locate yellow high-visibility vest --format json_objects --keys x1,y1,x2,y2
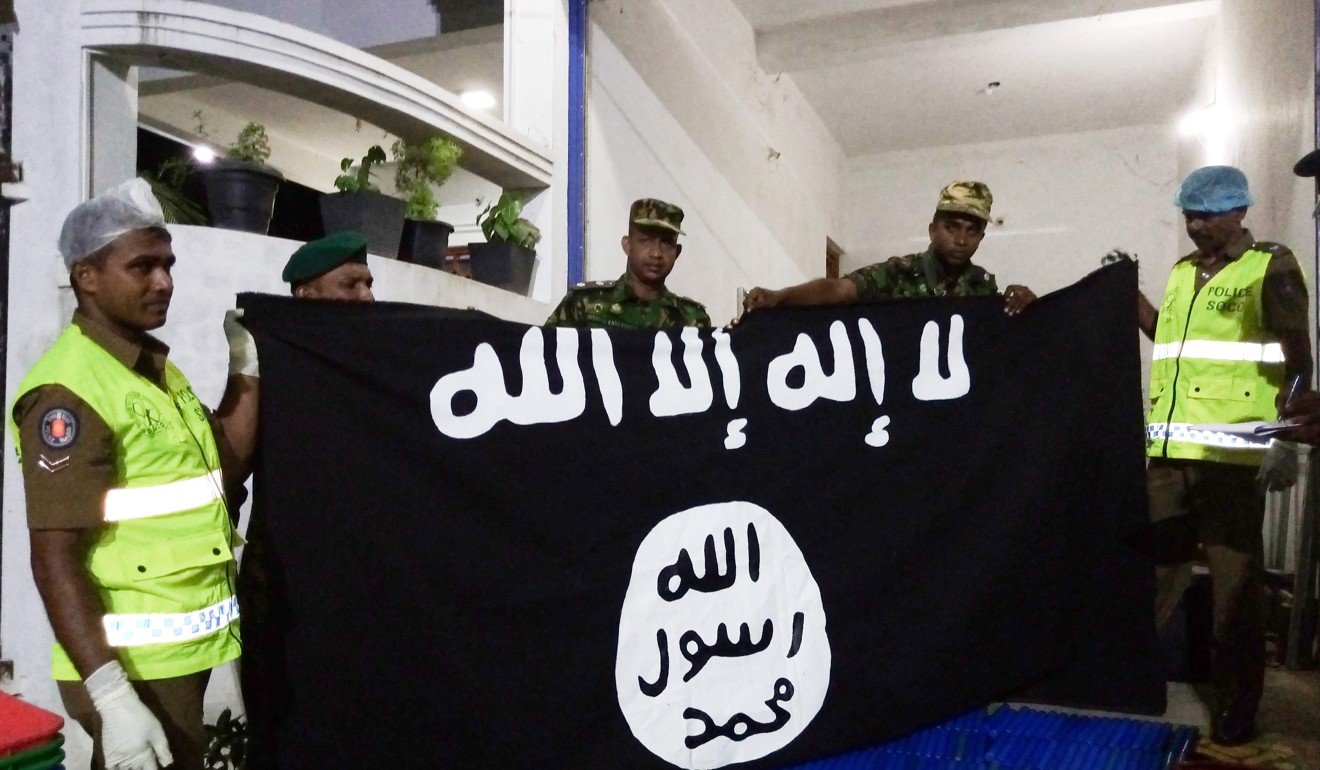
[
  {"x1": 1147, "y1": 246, "x2": 1285, "y2": 465},
  {"x1": 10, "y1": 324, "x2": 241, "y2": 680}
]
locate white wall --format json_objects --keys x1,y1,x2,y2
[
  {"x1": 585, "y1": 0, "x2": 847, "y2": 323},
  {"x1": 184, "y1": 0, "x2": 442, "y2": 48},
  {"x1": 843, "y1": 124, "x2": 1182, "y2": 391},
  {"x1": 1203, "y1": 0, "x2": 1317, "y2": 311},
  {"x1": 2, "y1": 0, "x2": 89, "y2": 753},
  {"x1": 844, "y1": 124, "x2": 1183, "y2": 297}
]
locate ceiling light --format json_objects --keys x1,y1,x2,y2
[
  {"x1": 1177, "y1": 111, "x2": 1203, "y2": 137},
  {"x1": 461, "y1": 89, "x2": 497, "y2": 111},
  {"x1": 1178, "y1": 104, "x2": 1223, "y2": 138},
  {"x1": 192, "y1": 145, "x2": 216, "y2": 164}
]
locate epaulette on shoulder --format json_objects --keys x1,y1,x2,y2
[
  {"x1": 569, "y1": 280, "x2": 614, "y2": 292},
  {"x1": 1252, "y1": 241, "x2": 1291, "y2": 256}
]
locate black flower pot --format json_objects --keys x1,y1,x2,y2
[
  {"x1": 201, "y1": 159, "x2": 282, "y2": 234},
  {"x1": 319, "y1": 190, "x2": 407, "y2": 258},
  {"x1": 468, "y1": 242, "x2": 536, "y2": 294},
  {"x1": 398, "y1": 219, "x2": 455, "y2": 270}
]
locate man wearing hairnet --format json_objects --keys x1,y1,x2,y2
[
  {"x1": 1135, "y1": 165, "x2": 1311, "y2": 745},
  {"x1": 8, "y1": 178, "x2": 252, "y2": 769}
]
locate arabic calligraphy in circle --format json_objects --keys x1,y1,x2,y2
[{"x1": 615, "y1": 501, "x2": 831, "y2": 769}]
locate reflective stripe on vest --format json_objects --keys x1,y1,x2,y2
[
  {"x1": 103, "y1": 596, "x2": 238, "y2": 647},
  {"x1": 1151, "y1": 340, "x2": 1284, "y2": 364},
  {"x1": 1146, "y1": 246, "x2": 1283, "y2": 465},
  {"x1": 1146, "y1": 422, "x2": 1270, "y2": 450},
  {"x1": 104, "y1": 470, "x2": 224, "y2": 522},
  {"x1": 11, "y1": 323, "x2": 241, "y2": 680}
]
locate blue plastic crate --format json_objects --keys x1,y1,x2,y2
[{"x1": 786, "y1": 706, "x2": 1198, "y2": 770}]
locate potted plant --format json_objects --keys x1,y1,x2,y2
[
  {"x1": 201, "y1": 121, "x2": 283, "y2": 234},
  {"x1": 393, "y1": 136, "x2": 463, "y2": 270},
  {"x1": 140, "y1": 156, "x2": 207, "y2": 226},
  {"x1": 319, "y1": 144, "x2": 407, "y2": 258},
  {"x1": 469, "y1": 192, "x2": 541, "y2": 294}
]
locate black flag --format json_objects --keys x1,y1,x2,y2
[{"x1": 237, "y1": 261, "x2": 1162, "y2": 769}]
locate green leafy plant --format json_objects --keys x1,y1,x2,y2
[
  {"x1": 139, "y1": 156, "x2": 207, "y2": 225},
  {"x1": 192, "y1": 109, "x2": 211, "y2": 142},
  {"x1": 476, "y1": 192, "x2": 542, "y2": 250},
  {"x1": 204, "y1": 708, "x2": 247, "y2": 770},
  {"x1": 192, "y1": 111, "x2": 271, "y2": 165},
  {"x1": 334, "y1": 145, "x2": 388, "y2": 193},
  {"x1": 226, "y1": 122, "x2": 271, "y2": 164},
  {"x1": 392, "y1": 136, "x2": 463, "y2": 221}
]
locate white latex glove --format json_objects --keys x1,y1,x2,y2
[
  {"x1": 1257, "y1": 439, "x2": 1300, "y2": 492},
  {"x1": 224, "y1": 308, "x2": 259, "y2": 378},
  {"x1": 85, "y1": 660, "x2": 173, "y2": 770}
]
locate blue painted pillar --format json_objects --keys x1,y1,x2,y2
[{"x1": 567, "y1": 0, "x2": 588, "y2": 286}]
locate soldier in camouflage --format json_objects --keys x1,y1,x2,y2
[
  {"x1": 546, "y1": 198, "x2": 710, "y2": 330},
  {"x1": 741, "y1": 181, "x2": 1036, "y2": 317}
]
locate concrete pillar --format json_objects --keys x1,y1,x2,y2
[
  {"x1": 504, "y1": 0, "x2": 567, "y2": 302},
  {"x1": 3, "y1": 0, "x2": 95, "y2": 764},
  {"x1": 88, "y1": 54, "x2": 139, "y2": 195}
]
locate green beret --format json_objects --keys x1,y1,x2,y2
[{"x1": 282, "y1": 231, "x2": 368, "y2": 284}]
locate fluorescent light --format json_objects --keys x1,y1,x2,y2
[
  {"x1": 1178, "y1": 111, "x2": 1204, "y2": 137},
  {"x1": 1178, "y1": 104, "x2": 1223, "y2": 138},
  {"x1": 1177, "y1": 103, "x2": 1230, "y2": 163},
  {"x1": 192, "y1": 146, "x2": 217, "y2": 164},
  {"x1": 460, "y1": 89, "x2": 497, "y2": 111}
]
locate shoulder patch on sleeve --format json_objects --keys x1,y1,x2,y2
[{"x1": 40, "y1": 407, "x2": 79, "y2": 450}]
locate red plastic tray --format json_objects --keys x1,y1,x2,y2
[{"x1": 0, "y1": 693, "x2": 64, "y2": 757}]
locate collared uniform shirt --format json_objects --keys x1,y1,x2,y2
[
  {"x1": 845, "y1": 249, "x2": 999, "y2": 302},
  {"x1": 545, "y1": 274, "x2": 711, "y2": 330},
  {"x1": 14, "y1": 311, "x2": 240, "y2": 529},
  {"x1": 1175, "y1": 229, "x2": 1308, "y2": 335}
]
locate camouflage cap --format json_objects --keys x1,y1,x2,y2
[
  {"x1": 630, "y1": 198, "x2": 685, "y2": 235},
  {"x1": 935, "y1": 181, "x2": 993, "y2": 222}
]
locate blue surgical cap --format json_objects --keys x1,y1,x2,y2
[{"x1": 1175, "y1": 165, "x2": 1254, "y2": 213}]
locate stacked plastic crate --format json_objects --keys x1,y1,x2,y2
[
  {"x1": 791, "y1": 705, "x2": 1199, "y2": 770},
  {"x1": 0, "y1": 693, "x2": 65, "y2": 770}
]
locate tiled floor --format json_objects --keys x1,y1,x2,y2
[
  {"x1": 1018, "y1": 671, "x2": 1320, "y2": 769},
  {"x1": 1167, "y1": 670, "x2": 1320, "y2": 768}
]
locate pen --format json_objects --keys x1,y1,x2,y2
[{"x1": 1283, "y1": 373, "x2": 1306, "y2": 412}]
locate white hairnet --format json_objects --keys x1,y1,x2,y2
[{"x1": 58, "y1": 177, "x2": 167, "y2": 267}]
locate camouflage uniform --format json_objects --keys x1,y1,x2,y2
[
  {"x1": 845, "y1": 180, "x2": 1000, "y2": 302},
  {"x1": 545, "y1": 275, "x2": 711, "y2": 330},
  {"x1": 547, "y1": 197, "x2": 710, "y2": 330},
  {"x1": 845, "y1": 249, "x2": 999, "y2": 302}
]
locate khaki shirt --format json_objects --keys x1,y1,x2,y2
[{"x1": 14, "y1": 311, "x2": 239, "y2": 529}]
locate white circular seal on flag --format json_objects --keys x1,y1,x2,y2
[{"x1": 615, "y1": 502, "x2": 830, "y2": 769}]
